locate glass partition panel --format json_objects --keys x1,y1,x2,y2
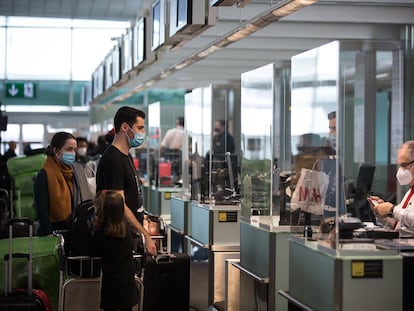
[
  {"x1": 209, "y1": 85, "x2": 240, "y2": 205},
  {"x1": 148, "y1": 102, "x2": 160, "y2": 186},
  {"x1": 289, "y1": 41, "x2": 339, "y2": 233},
  {"x1": 186, "y1": 85, "x2": 240, "y2": 205},
  {"x1": 147, "y1": 100, "x2": 185, "y2": 188},
  {"x1": 290, "y1": 40, "x2": 403, "y2": 252},
  {"x1": 240, "y1": 64, "x2": 275, "y2": 223},
  {"x1": 186, "y1": 87, "x2": 206, "y2": 201}
]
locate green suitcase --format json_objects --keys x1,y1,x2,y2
[
  {"x1": 0, "y1": 235, "x2": 60, "y2": 310},
  {"x1": 6, "y1": 154, "x2": 46, "y2": 177},
  {"x1": 13, "y1": 172, "x2": 37, "y2": 196},
  {"x1": 14, "y1": 195, "x2": 37, "y2": 220}
]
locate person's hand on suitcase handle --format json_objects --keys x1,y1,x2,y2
[{"x1": 144, "y1": 233, "x2": 157, "y2": 256}]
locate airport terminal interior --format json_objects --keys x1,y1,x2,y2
[{"x1": 1, "y1": 0, "x2": 414, "y2": 310}]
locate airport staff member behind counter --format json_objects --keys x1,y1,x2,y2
[{"x1": 368, "y1": 140, "x2": 414, "y2": 237}]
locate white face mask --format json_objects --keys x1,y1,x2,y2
[
  {"x1": 77, "y1": 147, "x2": 87, "y2": 157},
  {"x1": 396, "y1": 167, "x2": 413, "y2": 185}
]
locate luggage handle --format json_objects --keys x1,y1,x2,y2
[
  {"x1": 155, "y1": 253, "x2": 176, "y2": 264},
  {"x1": 8, "y1": 217, "x2": 33, "y2": 226},
  {"x1": 5, "y1": 217, "x2": 33, "y2": 296},
  {"x1": 4, "y1": 253, "x2": 30, "y2": 261}
]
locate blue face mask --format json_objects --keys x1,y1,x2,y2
[
  {"x1": 126, "y1": 125, "x2": 145, "y2": 148},
  {"x1": 61, "y1": 152, "x2": 76, "y2": 165},
  {"x1": 328, "y1": 134, "x2": 336, "y2": 149}
]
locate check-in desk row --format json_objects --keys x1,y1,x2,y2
[
  {"x1": 222, "y1": 218, "x2": 414, "y2": 311},
  {"x1": 144, "y1": 183, "x2": 414, "y2": 311}
]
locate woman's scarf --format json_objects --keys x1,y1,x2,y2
[{"x1": 43, "y1": 156, "x2": 74, "y2": 222}]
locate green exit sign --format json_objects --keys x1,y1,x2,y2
[{"x1": 5, "y1": 82, "x2": 36, "y2": 99}]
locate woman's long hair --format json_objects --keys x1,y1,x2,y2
[{"x1": 95, "y1": 190, "x2": 126, "y2": 238}]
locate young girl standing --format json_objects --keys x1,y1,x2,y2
[{"x1": 92, "y1": 190, "x2": 138, "y2": 311}]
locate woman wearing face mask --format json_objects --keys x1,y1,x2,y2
[
  {"x1": 76, "y1": 136, "x2": 90, "y2": 163},
  {"x1": 368, "y1": 140, "x2": 414, "y2": 237},
  {"x1": 34, "y1": 132, "x2": 77, "y2": 236}
]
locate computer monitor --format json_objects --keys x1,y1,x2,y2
[
  {"x1": 349, "y1": 164, "x2": 376, "y2": 222},
  {"x1": 200, "y1": 153, "x2": 239, "y2": 202}
]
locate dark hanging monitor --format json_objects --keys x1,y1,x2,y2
[
  {"x1": 151, "y1": 0, "x2": 166, "y2": 51},
  {"x1": 97, "y1": 63, "x2": 105, "y2": 96},
  {"x1": 169, "y1": 0, "x2": 214, "y2": 38},
  {"x1": 122, "y1": 30, "x2": 132, "y2": 74},
  {"x1": 133, "y1": 17, "x2": 145, "y2": 67},
  {"x1": 104, "y1": 53, "x2": 113, "y2": 90},
  {"x1": 112, "y1": 45, "x2": 121, "y2": 84}
]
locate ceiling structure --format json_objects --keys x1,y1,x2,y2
[{"x1": 2, "y1": 0, "x2": 414, "y2": 106}]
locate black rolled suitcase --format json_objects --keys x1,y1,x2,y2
[{"x1": 143, "y1": 252, "x2": 190, "y2": 311}]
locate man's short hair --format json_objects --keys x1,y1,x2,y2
[
  {"x1": 177, "y1": 116, "x2": 184, "y2": 127},
  {"x1": 114, "y1": 106, "x2": 146, "y2": 132},
  {"x1": 328, "y1": 111, "x2": 336, "y2": 120}
]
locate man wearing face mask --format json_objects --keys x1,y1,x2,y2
[
  {"x1": 34, "y1": 132, "x2": 78, "y2": 235},
  {"x1": 96, "y1": 106, "x2": 157, "y2": 256},
  {"x1": 212, "y1": 119, "x2": 235, "y2": 157},
  {"x1": 368, "y1": 140, "x2": 414, "y2": 237},
  {"x1": 327, "y1": 111, "x2": 336, "y2": 150}
]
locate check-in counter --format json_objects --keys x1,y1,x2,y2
[
  {"x1": 147, "y1": 185, "x2": 181, "y2": 223},
  {"x1": 169, "y1": 193, "x2": 191, "y2": 253},
  {"x1": 279, "y1": 235, "x2": 404, "y2": 311},
  {"x1": 229, "y1": 220, "x2": 300, "y2": 311},
  {"x1": 186, "y1": 201, "x2": 241, "y2": 308}
]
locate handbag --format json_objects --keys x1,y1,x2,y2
[{"x1": 290, "y1": 160, "x2": 329, "y2": 215}]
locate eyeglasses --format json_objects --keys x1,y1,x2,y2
[{"x1": 399, "y1": 160, "x2": 414, "y2": 169}]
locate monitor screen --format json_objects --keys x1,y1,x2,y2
[
  {"x1": 350, "y1": 164, "x2": 376, "y2": 221},
  {"x1": 133, "y1": 17, "x2": 145, "y2": 67},
  {"x1": 122, "y1": 30, "x2": 132, "y2": 74},
  {"x1": 151, "y1": 0, "x2": 165, "y2": 50},
  {"x1": 97, "y1": 64, "x2": 105, "y2": 96},
  {"x1": 105, "y1": 54, "x2": 113, "y2": 89},
  {"x1": 177, "y1": 0, "x2": 189, "y2": 29},
  {"x1": 112, "y1": 46, "x2": 120, "y2": 84}
]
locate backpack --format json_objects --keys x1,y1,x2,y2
[
  {"x1": 67, "y1": 162, "x2": 101, "y2": 277},
  {"x1": 67, "y1": 198, "x2": 101, "y2": 278},
  {"x1": 70, "y1": 199, "x2": 95, "y2": 256},
  {"x1": 69, "y1": 163, "x2": 96, "y2": 257}
]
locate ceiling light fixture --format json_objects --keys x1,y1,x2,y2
[
  {"x1": 226, "y1": 24, "x2": 259, "y2": 42},
  {"x1": 272, "y1": 0, "x2": 318, "y2": 17}
]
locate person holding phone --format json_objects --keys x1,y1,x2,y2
[{"x1": 368, "y1": 140, "x2": 414, "y2": 237}]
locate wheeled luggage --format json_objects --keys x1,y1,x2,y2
[
  {"x1": 6, "y1": 154, "x2": 46, "y2": 177},
  {"x1": 143, "y1": 252, "x2": 190, "y2": 311},
  {"x1": 55, "y1": 231, "x2": 144, "y2": 311},
  {"x1": 0, "y1": 189, "x2": 10, "y2": 239},
  {"x1": 0, "y1": 218, "x2": 52, "y2": 310},
  {"x1": 0, "y1": 227, "x2": 60, "y2": 309},
  {"x1": 59, "y1": 273, "x2": 143, "y2": 311}
]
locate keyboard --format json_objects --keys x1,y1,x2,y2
[
  {"x1": 375, "y1": 239, "x2": 414, "y2": 251},
  {"x1": 353, "y1": 227, "x2": 399, "y2": 239}
]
